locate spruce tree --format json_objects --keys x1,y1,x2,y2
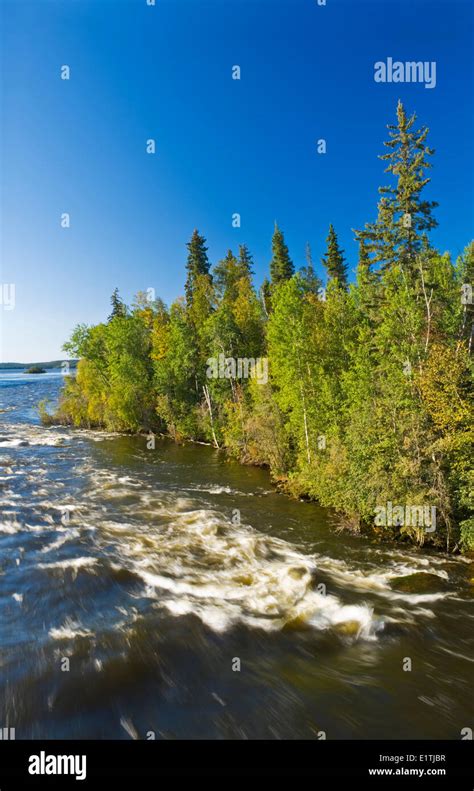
[
  {"x1": 358, "y1": 239, "x2": 370, "y2": 270},
  {"x1": 237, "y1": 244, "x2": 254, "y2": 279},
  {"x1": 299, "y1": 242, "x2": 322, "y2": 295},
  {"x1": 185, "y1": 229, "x2": 211, "y2": 304},
  {"x1": 322, "y1": 225, "x2": 347, "y2": 288},
  {"x1": 270, "y1": 223, "x2": 294, "y2": 286},
  {"x1": 108, "y1": 287, "x2": 126, "y2": 321},
  {"x1": 213, "y1": 249, "x2": 240, "y2": 301},
  {"x1": 356, "y1": 100, "x2": 438, "y2": 270},
  {"x1": 260, "y1": 277, "x2": 272, "y2": 316},
  {"x1": 356, "y1": 240, "x2": 380, "y2": 322}
]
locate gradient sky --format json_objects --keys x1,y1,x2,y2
[{"x1": 1, "y1": 0, "x2": 473, "y2": 362}]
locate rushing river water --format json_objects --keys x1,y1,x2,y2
[{"x1": 0, "y1": 371, "x2": 472, "y2": 740}]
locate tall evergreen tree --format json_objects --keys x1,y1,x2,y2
[
  {"x1": 237, "y1": 244, "x2": 254, "y2": 279},
  {"x1": 358, "y1": 239, "x2": 370, "y2": 270},
  {"x1": 213, "y1": 250, "x2": 241, "y2": 301},
  {"x1": 270, "y1": 223, "x2": 294, "y2": 286},
  {"x1": 356, "y1": 100, "x2": 438, "y2": 270},
  {"x1": 185, "y1": 229, "x2": 211, "y2": 304},
  {"x1": 260, "y1": 277, "x2": 272, "y2": 317},
  {"x1": 355, "y1": 240, "x2": 381, "y2": 329},
  {"x1": 299, "y1": 242, "x2": 322, "y2": 295},
  {"x1": 108, "y1": 288, "x2": 126, "y2": 321},
  {"x1": 322, "y1": 225, "x2": 347, "y2": 288}
]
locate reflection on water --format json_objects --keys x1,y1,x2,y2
[{"x1": 0, "y1": 372, "x2": 472, "y2": 739}]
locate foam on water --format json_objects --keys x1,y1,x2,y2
[
  {"x1": 49, "y1": 619, "x2": 94, "y2": 640},
  {"x1": 38, "y1": 557, "x2": 98, "y2": 571},
  {"x1": 83, "y1": 484, "x2": 381, "y2": 637},
  {"x1": 0, "y1": 422, "x2": 464, "y2": 642},
  {"x1": 0, "y1": 521, "x2": 20, "y2": 534},
  {"x1": 0, "y1": 422, "x2": 73, "y2": 447},
  {"x1": 40, "y1": 530, "x2": 80, "y2": 553}
]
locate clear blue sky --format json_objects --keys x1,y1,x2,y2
[{"x1": 1, "y1": 0, "x2": 473, "y2": 362}]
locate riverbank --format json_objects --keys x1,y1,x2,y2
[
  {"x1": 41, "y1": 396, "x2": 466, "y2": 556},
  {"x1": 1, "y1": 370, "x2": 473, "y2": 739},
  {"x1": 47, "y1": 231, "x2": 474, "y2": 555}
]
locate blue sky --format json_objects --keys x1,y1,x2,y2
[{"x1": 1, "y1": 0, "x2": 473, "y2": 362}]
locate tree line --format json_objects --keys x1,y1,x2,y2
[{"x1": 47, "y1": 101, "x2": 473, "y2": 552}]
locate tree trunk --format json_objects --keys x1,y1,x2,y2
[{"x1": 203, "y1": 385, "x2": 220, "y2": 449}]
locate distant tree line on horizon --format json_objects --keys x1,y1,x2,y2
[
  {"x1": 45, "y1": 101, "x2": 474, "y2": 553},
  {"x1": 0, "y1": 360, "x2": 78, "y2": 370}
]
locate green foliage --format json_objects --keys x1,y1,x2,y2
[
  {"x1": 185, "y1": 229, "x2": 211, "y2": 305},
  {"x1": 48, "y1": 104, "x2": 474, "y2": 553},
  {"x1": 213, "y1": 250, "x2": 241, "y2": 302},
  {"x1": 322, "y1": 225, "x2": 347, "y2": 288},
  {"x1": 237, "y1": 244, "x2": 254, "y2": 278},
  {"x1": 108, "y1": 288, "x2": 127, "y2": 321},
  {"x1": 299, "y1": 243, "x2": 322, "y2": 296},
  {"x1": 55, "y1": 312, "x2": 155, "y2": 432},
  {"x1": 270, "y1": 223, "x2": 294, "y2": 286},
  {"x1": 356, "y1": 99, "x2": 438, "y2": 271}
]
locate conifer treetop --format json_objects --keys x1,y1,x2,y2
[
  {"x1": 322, "y1": 224, "x2": 347, "y2": 288},
  {"x1": 185, "y1": 229, "x2": 211, "y2": 304},
  {"x1": 270, "y1": 223, "x2": 294, "y2": 286}
]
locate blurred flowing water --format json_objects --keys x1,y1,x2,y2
[{"x1": 0, "y1": 371, "x2": 472, "y2": 739}]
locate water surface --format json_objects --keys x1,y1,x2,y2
[{"x1": 0, "y1": 371, "x2": 472, "y2": 739}]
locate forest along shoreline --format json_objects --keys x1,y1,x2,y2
[{"x1": 42, "y1": 101, "x2": 474, "y2": 557}]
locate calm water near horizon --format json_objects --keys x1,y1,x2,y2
[{"x1": 0, "y1": 371, "x2": 472, "y2": 739}]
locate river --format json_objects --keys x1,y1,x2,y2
[{"x1": 0, "y1": 371, "x2": 472, "y2": 739}]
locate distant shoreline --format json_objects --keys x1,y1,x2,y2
[{"x1": 0, "y1": 360, "x2": 78, "y2": 371}]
